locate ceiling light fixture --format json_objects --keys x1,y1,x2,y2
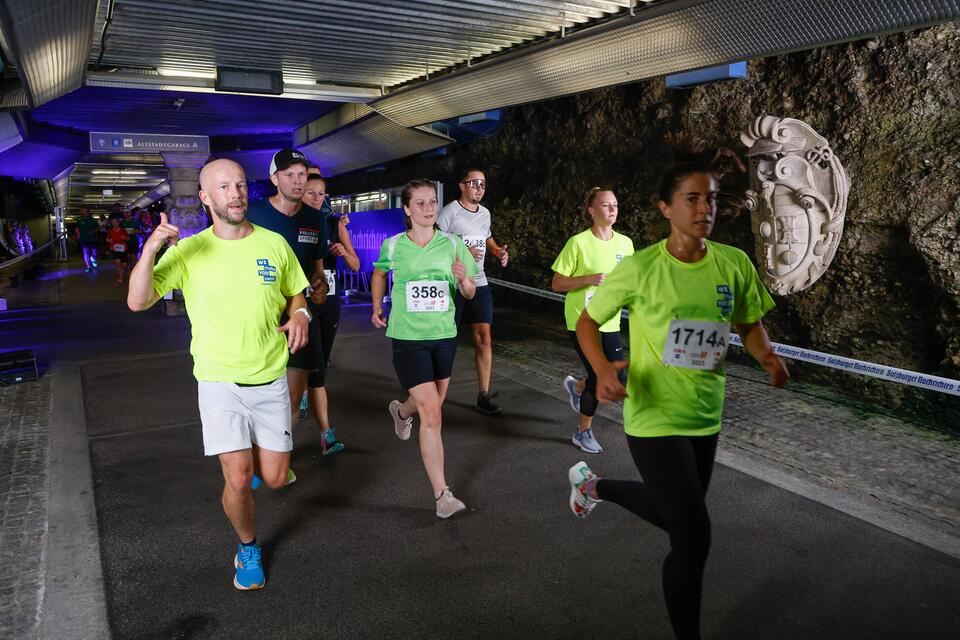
[{"x1": 157, "y1": 68, "x2": 216, "y2": 79}]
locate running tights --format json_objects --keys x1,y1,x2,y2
[
  {"x1": 596, "y1": 433, "x2": 719, "y2": 640},
  {"x1": 568, "y1": 330, "x2": 625, "y2": 417}
]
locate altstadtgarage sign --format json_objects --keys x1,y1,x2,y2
[{"x1": 89, "y1": 132, "x2": 210, "y2": 154}]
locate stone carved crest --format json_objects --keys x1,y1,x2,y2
[{"x1": 740, "y1": 116, "x2": 848, "y2": 295}]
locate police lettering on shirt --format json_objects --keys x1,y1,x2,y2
[{"x1": 297, "y1": 227, "x2": 321, "y2": 245}]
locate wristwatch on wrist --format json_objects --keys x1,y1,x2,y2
[{"x1": 294, "y1": 306, "x2": 313, "y2": 322}]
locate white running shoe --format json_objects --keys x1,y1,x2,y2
[
  {"x1": 568, "y1": 461, "x2": 600, "y2": 519},
  {"x1": 563, "y1": 375, "x2": 581, "y2": 413},
  {"x1": 389, "y1": 400, "x2": 413, "y2": 440},
  {"x1": 436, "y1": 488, "x2": 466, "y2": 519}
]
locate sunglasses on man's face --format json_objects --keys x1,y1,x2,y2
[{"x1": 462, "y1": 179, "x2": 487, "y2": 189}]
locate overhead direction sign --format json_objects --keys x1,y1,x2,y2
[{"x1": 89, "y1": 132, "x2": 210, "y2": 154}]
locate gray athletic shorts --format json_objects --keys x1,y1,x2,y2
[{"x1": 197, "y1": 377, "x2": 293, "y2": 456}]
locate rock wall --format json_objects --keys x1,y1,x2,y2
[{"x1": 331, "y1": 24, "x2": 960, "y2": 427}]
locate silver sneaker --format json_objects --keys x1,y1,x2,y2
[
  {"x1": 563, "y1": 375, "x2": 581, "y2": 413},
  {"x1": 436, "y1": 488, "x2": 466, "y2": 519},
  {"x1": 389, "y1": 400, "x2": 413, "y2": 440},
  {"x1": 572, "y1": 428, "x2": 603, "y2": 454},
  {"x1": 568, "y1": 461, "x2": 600, "y2": 519}
]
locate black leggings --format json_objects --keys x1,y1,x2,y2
[
  {"x1": 568, "y1": 331, "x2": 626, "y2": 417},
  {"x1": 596, "y1": 434, "x2": 719, "y2": 640},
  {"x1": 307, "y1": 298, "x2": 341, "y2": 388}
]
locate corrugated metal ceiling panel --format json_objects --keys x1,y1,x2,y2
[
  {"x1": 89, "y1": 1, "x2": 633, "y2": 87},
  {"x1": 0, "y1": 0, "x2": 98, "y2": 106},
  {"x1": 372, "y1": 0, "x2": 960, "y2": 127},
  {"x1": 298, "y1": 112, "x2": 454, "y2": 176}
]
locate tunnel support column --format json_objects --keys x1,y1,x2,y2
[{"x1": 160, "y1": 152, "x2": 208, "y2": 315}]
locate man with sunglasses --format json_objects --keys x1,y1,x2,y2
[{"x1": 438, "y1": 168, "x2": 509, "y2": 415}]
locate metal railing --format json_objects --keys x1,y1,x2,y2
[{"x1": 0, "y1": 233, "x2": 68, "y2": 271}]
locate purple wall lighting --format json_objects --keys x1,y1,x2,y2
[
  {"x1": 343, "y1": 208, "x2": 406, "y2": 273},
  {"x1": 0, "y1": 142, "x2": 83, "y2": 180}
]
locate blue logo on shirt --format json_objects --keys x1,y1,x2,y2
[
  {"x1": 716, "y1": 284, "x2": 733, "y2": 315},
  {"x1": 257, "y1": 258, "x2": 277, "y2": 284}
]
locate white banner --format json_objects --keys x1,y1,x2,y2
[{"x1": 727, "y1": 334, "x2": 960, "y2": 396}]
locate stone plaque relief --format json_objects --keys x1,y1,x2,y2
[
  {"x1": 740, "y1": 116, "x2": 849, "y2": 295},
  {"x1": 167, "y1": 166, "x2": 206, "y2": 238},
  {"x1": 162, "y1": 153, "x2": 210, "y2": 239}
]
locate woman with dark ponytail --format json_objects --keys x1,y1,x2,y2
[{"x1": 566, "y1": 134, "x2": 790, "y2": 640}]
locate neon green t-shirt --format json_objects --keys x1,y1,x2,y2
[
  {"x1": 587, "y1": 239, "x2": 775, "y2": 437},
  {"x1": 373, "y1": 230, "x2": 478, "y2": 341},
  {"x1": 551, "y1": 229, "x2": 634, "y2": 332},
  {"x1": 152, "y1": 225, "x2": 309, "y2": 384}
]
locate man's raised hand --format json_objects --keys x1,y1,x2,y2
[{"x1": 145, "y1": 212, "x2": 179, "y2": 254}]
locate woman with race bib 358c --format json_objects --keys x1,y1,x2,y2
[
  {"x1": 372, "y1": 179, "x2": 478, "y2": 519},
  {"x1": 566, "y1": 135, "x2": 790, "y2": 640}
]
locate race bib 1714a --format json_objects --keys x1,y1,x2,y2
[{"x1": 662, "y1": 319, "x2": 730, "y2": 370}]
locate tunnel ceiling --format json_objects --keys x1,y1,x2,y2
[
  {"x1": 29, "y1": 86, "x2": 341, "y2": 137},
  {"x1": 2, "y1": 0, "x2": 959, "y2": 207},
  {"x1": 65, "y1": 156, "x2": 167, "y2": 214}
]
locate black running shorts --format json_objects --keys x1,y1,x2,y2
[
  {"x1": 391, "y1": 337, "x2": 458, "y2": 389},
  {"x1": 454, "y1": 284, "x2": 493, "y2": 326}
]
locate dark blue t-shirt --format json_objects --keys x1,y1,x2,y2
[{"x1": 246, "y1": 198, "x2": 328, "y2": 283}]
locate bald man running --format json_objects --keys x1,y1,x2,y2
[{"x1": 128, "y1": 158, "x2": 311, "y2": 591}]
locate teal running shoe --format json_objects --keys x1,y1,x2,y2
[
  {"x1": 321, "y1": 428, "x2": 344, "y2": 457},
  {"x1": 233, "y1": 542, "x2": 265, "y2": 590},
  {"x1": 298, "y1": 390, "x2": 309, "y2": 419}
]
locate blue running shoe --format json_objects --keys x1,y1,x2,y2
[
  {"x1": 298, "y1": 390, "x2": 309, "y2": 419},
  {"x1": 572, "y1": 428, "x2": 603, "y2": 454},
  {"x1": 234, "y1": 542, "x2": 265, "y2": 590},
  {"x1": 321, "y1": 428, "x2": 345, "y2": 457},
  {"x1": 563, "y1": 376, "x2": 581, "y2": 413},
  {"x1": 250, "y1": 474, "x2": 263, "y2": 490}
]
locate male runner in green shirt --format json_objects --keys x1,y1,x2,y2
[
  {"x1": 74, "y1": 207, "x2": 100, "y2": 271},
  {"x1": 128, "y1": 158, "x2": 310, "y2": 591}
]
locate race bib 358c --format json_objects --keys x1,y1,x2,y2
[{"x1": 406, "y1": 280, "x2": 448, "y2": 312}]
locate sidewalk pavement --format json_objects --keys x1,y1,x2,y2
[{"x1": 484, "y1": 305, "x2": 959, "y2": 558}]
